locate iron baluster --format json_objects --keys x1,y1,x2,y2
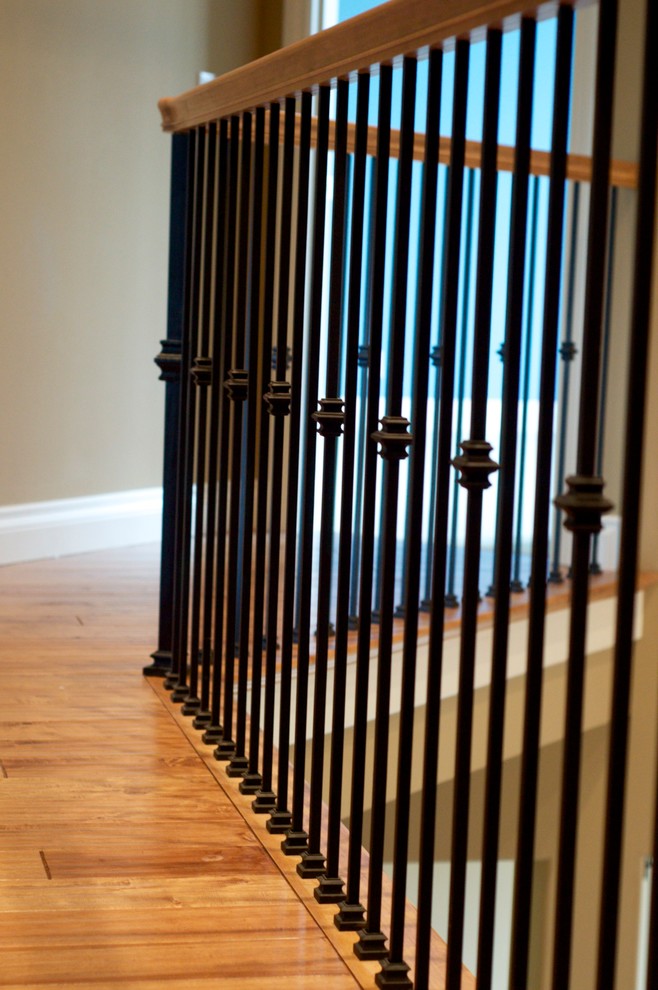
[
  {"x1": 508, "y1": 12, "x2": 573, "y2": 984},
  {"x1": 317, "y1": 71, "x2": 370, "y2": 903},
  {"x1": 298, "y1": 77, "x2": 351, "y2": 881},
  {"x1": 378, "y1": 46, "x2": 443, "y2": 990},
  {"x1": 355, "y1": 54, "x2": 418, "y2": 964},
  {"x1": 595, "y1": 0, "x2": 657, "y2": 983},
  {"x1": 414, "y1": 37, "x2": 470, "y2": 982},
  {"x1": 228, "y1": 108, "x2": 266, "y2": 778},
  {"x1": 268, "y1": 91, "x2": 312, "y2": 831},
  {"x1": 281, "y1": 85, "x2": 331, "y2": 857},
  {"x1": 510, "y1": 174, "x2": 541, "y2": 594},
  {"x1": 550, "y1": 0, "x2": 619, "y2": 983},
  {"x1": 171, "y1": 127, "x2": 206, "y2": 704},
  {"x1": 335, "y1": 62, "x2": 392, "y2": 935},
  {"x1": 444, "y1": 167, "x2": 477, "y2": 609},
  {"x1": 348, "y1": 342, "x2": 371, "y2": 628},
  {"x1": 549, "y1": 180, "x2": 581, "y2": 584},
  {"x1": 254, "y1": 98, "x2": 296, "y2": 803},
  {"x1": 145, "y1": 131, "x2": 190, "y2": 679},
  {"x1": 183, "y1": 123, "x2": 215, "y2": 717},
  {"x1": 213, "y1": 114, "x2": 245, "y2": 758},
  {"x1": 203, "y1": 119, "x2": 231, "y2": 746},
  {"x1": 590, "y1": 185, "x2": 618, "y2": 575}
]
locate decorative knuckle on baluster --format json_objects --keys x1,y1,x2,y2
[
  {"x1": 312, "y1": 397, "x2": 345, "y2": 437},
  {"x1": 357, "y1": 345, "x2": 370, "y2": 368},
  {"x1": 191, "y1": 356, "x2": 212, "y2": 387},
  {"x1": 371, "y1": 415, "x2": 413, "y2": 460},
  {"x1": 554, "y1": 475, "x2": 613, "y2": 533},
  {"x1": 154, "y1": 338, "x2": 182, "y2": 382},
  {"x1": 452, "y1": 439, "x2": 499, "y2": 490},
  {"x1": 224, "y1": 368, "x2": 249, "y2": 401},
  {"x1": 430, "y1": 344, "x2": 443, "y2": 368},
  {"x1": 559, "y1": 341, "x2": 577, "y2": 361},
  {"x1": 264, "y1": 380, "x2": 291, "y2": 417}
]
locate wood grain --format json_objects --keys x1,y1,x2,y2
[
  {"x1": 158, "y1": 0, "x2": 596, "y2": 132},
  {"x1": 0, "y1": 546, "x2": 359, "y2": 990}
]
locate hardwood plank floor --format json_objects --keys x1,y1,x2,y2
[{"x1": 0, "y1": 545, "x2": 360, "y2": 990}]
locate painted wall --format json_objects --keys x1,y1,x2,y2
[{"x1": 0, "y1": 0, "x2": 277, "y2": 507}]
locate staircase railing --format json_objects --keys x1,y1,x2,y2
[{"x1": 146, "y1": 1, "x2": 658, "y2": 987}]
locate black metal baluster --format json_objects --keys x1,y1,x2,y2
[
  {"x1": 228, "y1": 107, "x2": 265, "y2": 777},
  {"x1": 549, "y1": 180, "x2": 580, "y2": 584},
  {"x1": 420, "y1": 187, "x2": 450, "y2": 613},
  {"x1": 508, "y1": 11, "x2": 573, "y2": 986},
  {"x1": 420, "y1": 344, "x2": 444, "y2": 613},
  {"x1": 355, "y1": 54, "x2": 417, "y2": 962},
  {"x1": 595, "y1": 0, "x2": 657, "y2": 984},
  {"x1": 444, "y1": 29, "x2": 502, "y2": 990},
  {"x1": 241, "y1": 102, "x2": 279, "y2": 791},
  {"x1": 171, "y1": 127, "x2": 206, "y2": 704},
  {"x1": 444, "y1": 167, "x2": 476, "y2": 609},
  {"x1": 590, "y1": 185, "x2": 617, "y2": 575},
  {"x1": 316, "y1": 71, "x2": 370, "y2": 903},
  {"x1": 254, "y1": 98, "x2": 296, "y2": 804},
  {"x1": 348, "y1": 343, "x2": 370, "y2": 628},
  {"x1": 164, "y1": 130, "x2": 197, "y2": 694},
  {"x1": 233, "y1": 104, "x2": 265, "y2": 786},
  {"x1": 267, "y1": 91, "x2": 312, "y2": 830},
  {"x1": 335, "y1": 62, "x2": 392, "y2": 934},
  {"x1": 414, "y1": 38, "x2": 470, "y2": 988},
  {"x1": 377, "y1": 47, "x2": 443, "y2": 990},
  {"x1": 281, "y1": 84, "x2": 331, "y2": 857},
  {"x1": 202, "y1": 119, "x2": 231, "y2": 746},
  {"x1": 145, "y1": 131, "x2": 190, "y2": 679},
  {"x1": 478, "y1": 17, "x2": 560, "y2": 987},
  {"x1": 510, "y1": 174, "x2": 540, "y2": 594},
  {"x1": 550, "y1": 0, "x2": 618, "y2": 984},
  {"x1": 298, "y1": 76, "x2": 350, "y2": 879},
  {"x1": 194, "y1": 121, "x2": 223, "y2": 729},
  {"x1": 223, "y1": 112, "x2": 252, "y2": 765},
  {"x1": 212, "y1": 114, "x2": 242, "y2": 758},
  {"x1": 348, "y1": 162, "x2": 376, "y2": 631},
  {"x1": 183, "y1": 124, "x2": 215, "y2": 717}
]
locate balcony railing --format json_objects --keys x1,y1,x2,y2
[{"x1": 146, "y1": 1, "x2": 658, "y2": 987}]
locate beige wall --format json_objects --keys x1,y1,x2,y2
[{"x1": 0, "y1": 0, "x2": 277, "y2": 506}]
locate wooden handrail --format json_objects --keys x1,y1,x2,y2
[{"x1": 158, "y1": 0, "x2": 595, "y2": 133}]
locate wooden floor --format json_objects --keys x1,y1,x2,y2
[{"x1": 0, "y1": 545, "x2": 363, "y2": 990}]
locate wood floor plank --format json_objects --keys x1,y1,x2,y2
[
  {"x1": 0, "y1": 546, "x2": 359, "y2": 990},
  {"x1": 0, "y1": 978, "x2": 353, "y2": 990},
  {"x1": 0, "y1": 937, "x2": 358, "y2": 984}
]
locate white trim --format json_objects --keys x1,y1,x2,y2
[{"x1": 0, "y1": 488, "x2": 162, "y2": 565}]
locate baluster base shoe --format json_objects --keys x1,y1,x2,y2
[
  {"x1": 334, "y1": 901, "x2": 366, "y2": 931},
  {"x1": 266, "y1": 809, "x2": 292, "y2": 833},
  {"x1": 354, "y1": 929, "x2": 388, "y2": 960},
  {"x1": 226, "y1": 755, "x2": 249, "y2": 777},
  {"x1": 376, "y1": 961, "x2": 412, "y2": 988},
  {"x1": 239, "y1": 772, "x2": 262, "y2": 794},
  {"x1": 201, "y1": 725, "x2": 223, "y2": 745},
  {"x1": 296, "y1": 851, "x2": 326, "y2": 878},
  {"x1": 314, "y1": 874, "x2": 345, "y2": 903},
  {"x1": 281, "y1": 830, "x2": 308, "y2": 855},
  {"x1": 143, "y1": 650, "x2": 172, "y2": 678},
  {"x1": 252, "y1": 790, "x2": 276, "y2": 813}
]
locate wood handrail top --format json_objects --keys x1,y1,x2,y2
[{"x1": 158, "y1": 0, "x2": 596, "y2": 134}]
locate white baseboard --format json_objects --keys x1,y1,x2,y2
[{"x1": 0, "y1": 488, "x2": 163, "y2": 565}]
